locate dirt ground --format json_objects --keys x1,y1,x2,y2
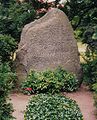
[
  {"x1": 65, "y1": 85, "x2": 97, "y2": 120},
  {"x1": 10, "y1": 85, "x2": 96, "y2": 120}
]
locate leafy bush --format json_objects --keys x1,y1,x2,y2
[
  {"x1": 82, "y1": 56, "x2": 97, "y2": 89},
  {"x1": 0, "y1": 62, "x2": 16, "y2": 120},
  {"x1": 0, "y1": 97, "x2": 13, "y2": 120},
  {"x1": 93, "y1": 93, "x2": 97, "y2": 109},
  {"x1": 0, "y1": 34, "x2": 17, "y2": 62},
  {"x1": 24, "y1": 94, "x2": 83, "y2": 120},
  {"x1": 61, "y1": 0, "x2": 97, "y2": 90},
  {"x1": 92, "y1": 83, "x2": 97, "y2": 93},
  {"x1": 21, "y1": 67, "x2": 79, "y2": 94},
  {"x1": 92, "y1": 83, "x2": 97, "y2": 110},
  {"x1": 0, "y1": 2, "x2": 36, "y2": 40}
]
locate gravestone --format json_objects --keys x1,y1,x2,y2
[{"x1": 16, "y1": 8, "x2": 82, "y2": 83}]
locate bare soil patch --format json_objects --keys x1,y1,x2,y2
[{"x1": 64, "y1": 85, "x2": 97, "y2": 120}]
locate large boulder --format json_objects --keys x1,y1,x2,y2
[{"x1": 16, "y1": 8, "x2": 82, "y2": 83}]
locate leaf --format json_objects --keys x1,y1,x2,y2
[
  {"x1": 92, "y1": 32, "x2": 97, "y2": 40},
  {"x1": 71, "y1": 16, "x2": 80, "y2": 26}
]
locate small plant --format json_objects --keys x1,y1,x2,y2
[
  {"x1": 82, "y1": 56, "x2": 97, "y2": 89},
  {"x1": 24, "y1": 94, "x2": 83, "y2": 120},
  {"x1": 0, "y1": 34, "x2": 17, "y2": 62},
  {"x1": 21, "y1": 67, "x2": 79, "y2": 95},
  {"x1": 94, "y1": 93, "x2": 97, "y2": 108},
  {"x1": 92, "y1": 83, "x2": 97, "y2": 109},
  {"x1": 0, "y1": 62, "x2": 16, "y2": 119},
  {"x1": 62, "y1": 71, "x2": 79, "y2": 92},
  {"x1": 92, "y1": 83, "x2": 97, "y2": 93}
]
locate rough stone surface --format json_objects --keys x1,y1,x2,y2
[{"x1": 16, "y1": 8, "x2": 81, "y2": 82}]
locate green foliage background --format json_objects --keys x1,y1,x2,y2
[
  {"x1": 0, "y1": 2, "x2": 36, "y2": 41},
  {"x1": 0, "y1": 62, "x2": 16, "y2": 120},
  {"x1": 0, "y1": 34, "x2": 17, "y2": 62}
]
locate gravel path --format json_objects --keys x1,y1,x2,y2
[
  {"x1": 10, "y1": 86, "x2": 96, "y2": 120},
  {"x1": 10, "y1": 93, "x2": 30, "y2": 120},
  {"x1": 64, "y1": 85, "x2": 96, "y2": 120}
]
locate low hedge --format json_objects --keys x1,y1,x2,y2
[
  {"x1": 92, "y1": 83, "x2": 97, "y2": 108},
  {"x1": 24, "y1": 94, "x2": 83, "y2": 120},
  {"x1": 0, "y1": 62, "x2": 16, "y2": 120},
  {"x1": 0, "y1": 34, "x2": 17, "y2": 62},
  {"x1": 21, "y1": 67, "x2": 79, "y2": 94}
]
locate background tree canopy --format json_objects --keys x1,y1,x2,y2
[
  {"x1": 62, "y1": 0, "x2": 97, "y2": 88},
  {"x1": 62, "y1": 0, "x2": 97, "y2": 54}
]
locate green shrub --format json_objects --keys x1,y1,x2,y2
[
  {"x1": 24, "y1": 94, "x2": 83, "y2": 120},
  {"x1": 92, "y1": 83, "x2": 97, "y2": 93},
  {"x1": 82, "y1": 57, "x2": 97, "y2": 89},
  {"x1": 0, "y1": 2, "x2": 36, "y2": 40},
  {"x1": 0, "y1": 97, "x2": 14, "y2": 120},
  {"x1": 94, "y1": 93, "x2": 97, "y2": 108},
  {"x1": 0, "y1": 34, "x2": 17, "y2": 62},
  {"x1": 92, "y1": 83, "x2": 97, "y2": 109},
  {"x1": 21, "y1": 67, "x2": 79, "y2": 94},
  {"x1": 0, "y1": 62, "x2": 16, "y2": 120}
]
